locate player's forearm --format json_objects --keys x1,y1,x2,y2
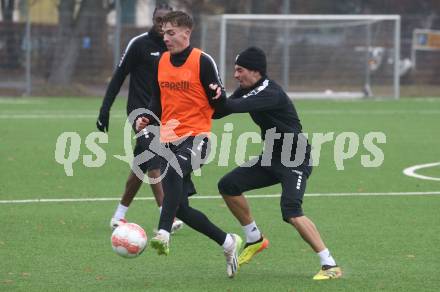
[
  {"x1": 144, "y1": 80, "x2": 161, "y2": 124},
  {"x1": 212, "y1": 110, "x2": 230, "y2": 119},
  {"x1": 101, "y1": 69, "x2": 126, "y2": 111},
  {"x1": 224, "y1": 89, "x2": 280, "y2": 113},
  {"x1": 147, "y1": 99, "x2": 161, "y2": 124},
  {"x1": 199, "y1": 52, "x2": 228, "y2": 111}
]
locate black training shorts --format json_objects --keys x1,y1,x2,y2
[
  {"x1": 132, "y1": 130, "x2": 161, "y2": 173},
  {"x1": 218, "y1": 155, "x2": 312, "y2": 222}
]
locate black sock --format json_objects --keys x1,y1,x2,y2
[
  {"x1": 244, "y1": 236, "x2": 263, "y2": 248},
  {"x1": 322, "y1": 264, "x2": 337, "y2": 270}
]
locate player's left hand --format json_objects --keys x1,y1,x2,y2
[
  {"x1": 209, "y1": 83, "x2": 222, "y2": 99},
  {"x1": 136, "y1": 116, "x2": 150, "y2": 131},
  {"x1": 97, "y1": 110, "x2": 110, "y2": 132}
]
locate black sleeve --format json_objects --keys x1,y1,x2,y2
[
  {"x1": 100, "y1": 39, "x2": 139, "y2": 112},
  {"x1": 222, "y1": 83, "x2": 281, "y2": 113},
  {"x1": 199, "y1": 52, "x2": 227, "y2": 110},
  {"x1": 146, "y1": 59, "x2": 161, "y2": 124},
  {"x1": 212, "y1": 87, "x2": 243, "y2": 119}
]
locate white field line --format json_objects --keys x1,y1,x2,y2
[
  {"x1": 1, "y1": 110, "x2": 440, "y2": 119},
  {"x1": 0, "y1": 110, "x2": 120, "y2": 114},
  {"x1": 0, "y1": 114, "x2": 126, "y2": 119},
  {"x1": 303, "y1": 110, "x2": 440, "y2": 115},
  {"x1": 1, "y1": 191, "x2": 439, "y2": 204},
  {"x1": 0, "y1": 99, "x2": 47, "y2": 104},
  {"x1": 403, "y1": 162, "x2": 440, "y2": 181}
]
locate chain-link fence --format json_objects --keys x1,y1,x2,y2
[
  {"x1": 0, "y1": 0, "x2": 158, "y2": 97},
  {"x1": 0, "y1": 0, "x2": 439, "y2": 97}
]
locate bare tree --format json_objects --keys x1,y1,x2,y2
[
  {"x1": 48, "y1": 0, "x2": 111, "y2": 86},
  {"x1": 1, "y1": 0, "x2": 15, "y2": 21},
  {"x1": 1, "y1": 0, "x2": 20, "y2": 69}
]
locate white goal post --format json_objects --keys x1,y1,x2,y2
[{"x1": 200, "y1": 14, "x2": 401, "y2": 99}]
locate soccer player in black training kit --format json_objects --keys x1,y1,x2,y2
[
  {"x1": 96, "y1": 4, "x2": 183, "y2": 233},
  {"x1": 135, "y1": 11, "x2": 241, "y2": 278},
  {"x1": 210, "y1": 47, "x2": 342, "y2": 280}
]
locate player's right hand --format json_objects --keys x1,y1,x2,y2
[
  {"x1": 97, "y1": 110, "x2": 110, "y2": 132},
  {"x1": 136, "y1": 116, "x2": 150, "y2": 131},
  {"x1": 209, "y1": 83, "x2": 222, "y2": 99}
]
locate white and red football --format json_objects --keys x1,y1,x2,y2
[{"x1": 111, "y1": 222, "x2": 147, "y2": 258}]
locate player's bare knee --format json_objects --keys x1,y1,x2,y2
[
  {"x1": 288, "y1": 215, "x2": 304, "y2": 227},
  {"x1": 147, "y1": 168, "x2": 160, "y2": 177},
  {"x1": 127, "y1": 172, "x2": 142, "y2": 186}
]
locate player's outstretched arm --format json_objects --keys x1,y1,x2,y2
[{"x1": 97, "y1": 38, "x2": 139, "y2": 132}]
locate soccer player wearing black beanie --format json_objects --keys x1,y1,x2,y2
[
  {"x1": 234, "y1": 46, "x2": 267, "y2": 76},
  {"x1": 210, "y1": 47, "x2": 342, "y2": 280}
]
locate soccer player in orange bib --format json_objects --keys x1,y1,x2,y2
[
  {"x1": 96, "y1": 4, "x2": 185, "y2": 234},
  {"x1": 135, "y1": 11, "x2": 241, "y2": 278}
]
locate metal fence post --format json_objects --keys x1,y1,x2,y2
[
  {"x1": 25, "y1": 0, "x2": 32, "y2": 96},
  {"x1": 113, "y1": 0, "x2": 122, "y2": 70}
]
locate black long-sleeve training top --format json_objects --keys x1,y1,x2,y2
[
  {"x1": 214, "y1": 76, "x2": 311, "y2": 156},
  {"x1": 99, "y1": 29, "x2": 167, "y2": 116}
]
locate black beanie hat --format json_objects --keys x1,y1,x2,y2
[{"x1": 235, "y1": 46, "x2": 267, "y2": 75}]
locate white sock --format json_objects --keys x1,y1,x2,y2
[
  {"x1": 317, "y1": 248, "x2": 336, "y2": 266},
  {"x1": 222, "y1": 234, "x2": 234, "y2": 251},
  {"x1": 157, "y1": 229, "x2": 170, "y2": 242},
  {"x1": 113, "y1": 203, "x2": 128, "y2": 220},
  {"x1": 158, "y1": 206, "x2": 162, "y2": 214},
  {"x1": 242, "y1": 221, "x2": 262, "y2": 243}
]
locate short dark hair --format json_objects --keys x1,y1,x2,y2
[
  {"x1": 153, "y1": 3, "x2": 173, "y2": 16},
  {"x1": 162, "y1": 11, "x2": 193, "y2": 30}
]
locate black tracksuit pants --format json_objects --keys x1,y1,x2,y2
[{"x1": 158, "y1": 135, "x2": 226, "y2": 246}]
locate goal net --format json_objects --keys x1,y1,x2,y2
[{"x1": 200, "y1": 14, "x2": 401, "y2": 99}]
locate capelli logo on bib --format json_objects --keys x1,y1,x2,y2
[{"x1": 160, "y1": 81, "x2": 190, "y2": 91}]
